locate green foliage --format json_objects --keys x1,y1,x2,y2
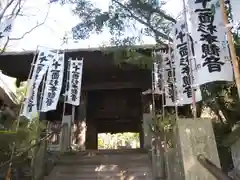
[
  {"x1": 0, "y1": 117, "x2": 41, "y2": 163},
  {"x1": 0, "y1": 82, "x2": 45, "y2": 166},
  {"x1": 98, "y1": 133, "x2": 140, "y2": 149},
  {"x1": 16, "y1": 81, "x2": 27, "y2": 103},
  {"x1": 109, "y1": 47, "x2": 153, "y2": 69},
  {"x1": 62, "y1": 0, "x2": 240, "y2": 134},
  {"x1": 150, "y1": 113, "x2": 174, "y2": 134},
  {"x1": 62, "y1": 0, "x2": 175, "y2": 45},
  {"x1": 58, "y1": 0, "x2": 176, "y2": 68}
]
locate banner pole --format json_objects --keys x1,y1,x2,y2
[
  {"x1": 182, "y1": 0, "x2": 197, "y2": 119},
  {"x1": 151, "y1": 51, "x2": 156, "y2": 118},
  {"x1": 31, "y1": 72, "x2": 47, "y2": 180},
  {"x1": 17, "y1": 46, "x2": 39, "y2": 126},
  {"x1": 166, "y1": 41, "x2": 179, "y2": 121},
  {"x1": 219, "y1": 0, "x2": 240, "y2": 99},
  {"x1": 71, "y1": 105, "x2": 75, "y2": 145},
  {"x1": 5, "y1": 46, "x2": 39, "y2": 180},
  {"x1": 157, "y1": 51, "x2": 165, "y2": 121},
  {"x1": 60, "y1": 33, "x2": 71, "y2": 151}
]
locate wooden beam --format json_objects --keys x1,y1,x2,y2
[{"x1": 82, "y1": 81, "x2": 148, "y2": 90}]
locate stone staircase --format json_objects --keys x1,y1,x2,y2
[{"x1": 44, "y1": 149, "x2": 153, "y2": 180}]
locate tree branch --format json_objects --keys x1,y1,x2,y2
[
  {"x1": 137, "y1": 0, "x2": 177, "y2": 23},
  {"x1": 0, "y1": 2, "x2": 50, "y2": 54},
  {"x1": 112, "y1": 0, "x2": 173, "y2": 42},
  {"x1": 11, "y1": 0, "x2": 22, "y2": 17},
  {"x1": 0, "y1": 37, "x2": 10, "y2": 54},
  {"x1": 0, "y1": 0, "x2": 15, "y2": 20},
  {"x1": 9, "y1": 4, "x2": 50, "y2": 41}
]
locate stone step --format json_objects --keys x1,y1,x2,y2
[
  {"x1": 58, "y1": 154, "x2": 150, "y2": 166},
  {"x1": 46, "y1": 170, "x2": 152, "y2": 180},
  {"x1": 66, "y1": 148, "x2": 148, "y2": 155},
  {"x1": 51, "y1": 165, "x2": 151, "y2": 173},
  {"x1": 60, "y1": 155, "x2": 149, "y2": 161},
  {"x1": 54, "y1": 171, "x2": 151, "y2": 177},
  {"x1": 60, "y1": 149, "x2": 148, "y2": 158},
  {"x1": 58, "y1": 157, "x2": 150, "y2": 165},
  {"x1": 46, "y1": 175, "x2": 152, "y2": 180},
  {"x1": 61, "y1": 151, "x2": 149, "y2": 159},
  {"x1": 45, "y1": 149, "x2": 152, "y2": 180}
]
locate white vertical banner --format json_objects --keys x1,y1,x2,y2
[
  {"x1": 41, "y1": 51, "x2": 65, "y2": 112},
  {"x1": 0, "y1": 16, "x2": 14, "y2": 40},
  {"x1": 152, "y1": 62, "x2": 157, "y2": 93},
  {"x1": 173, "y1": 20, "x2": 202, "y2": 105},
  {"x1": 21, "y1": 48, "x2": 56, "y2": 119},
  {"x1": 0, "y1": 15, "x2": 15, "y2": 48},
  {"x1": 188, "y1": 0, "x2": 234, "y2": 85},
  {"x1": 66, "y1": 58, "x2": 83, "y2": 106},
  {"x1": 162, "y1": 49, "x2": 179, "y2": 106},
  {"x1": 152, "y1": 58, "x2": 162, "y2": 94}
]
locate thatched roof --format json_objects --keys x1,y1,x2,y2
[{"x1": 0, "y1": 71, "x2": 18, "y2": 107}]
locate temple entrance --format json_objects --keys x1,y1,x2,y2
[
  {"x1": 85, "y1": 88, "x2": 143, "y2": 149},
  {"x1": 98, "y1": 132, "x2": 140, "y2": 149}
]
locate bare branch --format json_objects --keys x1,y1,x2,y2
[
  {"x1": 11, "y1": 0, "x2": 21, "y2": 16},
  {"x1": 112, "y1": 0, "x2": 173, "y2": 42},
  {"x1": 0, "y1": 2, "x2": 50, "y2": 54},
  {"x1": 10, "y1": 4, "x2": 50, "y2": 41},
  {"x1": 0, "y1": 0, "x2": 15, "y2": 20},
  {"x1": 0, "y1": 37, "x2": 10, "y2": 54}
]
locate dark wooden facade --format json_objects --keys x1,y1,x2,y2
[
  {"x1": 0, "y1": 47, "x2": 153, "y2": 149},
  {"x1": 87, "y1": 89, "x2": 142, "y2": 133}
]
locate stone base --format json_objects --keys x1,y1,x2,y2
[
  {"x1": 168, "y1": 118, "x2": 220, "y2": 180},
  {"x1": 231, "y1": 138, "x2": 240, "y2": 173},
  {"x1": 142, "y1": 113, "x2": 153, "y2": 149}
]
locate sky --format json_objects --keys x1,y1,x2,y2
[{"x1": 5, "y1": 0, "x2": 183, "y2": 51}]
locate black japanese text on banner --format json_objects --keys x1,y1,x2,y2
[
  {"x1": 41, "y1": 52, "x2": 65, "y2": 112},
  {"x1": 152, "y1": 58, "x2": 162, "y2": 95},
  {"x1": 66, "y1": 58, "x2": 83, "y2": 106},
  {"x1": 21, "y1": 48, "x2": 56, "y2": 119},
  {"x1": 162, "y1": 49, "x2": 179, "y2": 107},
  {"x1": 173, "y1": 20, "x2": 202, "y2": 105},
  {"x1": 188, "y1": 0, "x2": 233, "y2": 84},
  {"x1": 0, "y1": 16, "x2": 15, "y2": 40}
]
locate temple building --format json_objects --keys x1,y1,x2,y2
[{"x1": 0, "y1": 45, "x2": 191, "y2": 149}]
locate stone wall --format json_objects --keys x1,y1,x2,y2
[
  {"x1": 231, "y1": 138, "x2": 240, "y2": 172},
  {"x1": 167, "y1": 118, "x2": 220, "y2": 180}
]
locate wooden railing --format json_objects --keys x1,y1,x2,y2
[{"x1": 197, "y1": 154, "x2": 234, "y2": 180}]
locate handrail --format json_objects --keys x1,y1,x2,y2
[
  {"x1": 0, "y1": 124, "x2": 64, "y2": 169},
  {"x1": 197, "y1": 154, "x2": 233, "y2": 180},
  {"x1": 151, "y1": 136, "x2": 165, "y2": 179}
]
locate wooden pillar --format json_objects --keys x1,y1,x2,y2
[
  {"x1": 141, "y1": 95, "x2": 152, "y2": 149},
  {"x1": 61, "y1": 115, "x2": 71, "y2": 152},
  {"x1": 74, "y1": 92, "x2": 87, "y2": 150},
  {"x1": 84, "y1": 91, "x2": 98, "y2": 150},
  {"x1": 139, "y1": 121, "x2": 144, "y2": 149},
  {"x1": 60, "y1": 123, "x2": 70, "y2": 152},
  {"x1": 32, "y1": 113, "x2": 48, "y2": 180},
  {"x1": 86, "y1": 119, "x2": 98, "y2": 149}
]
